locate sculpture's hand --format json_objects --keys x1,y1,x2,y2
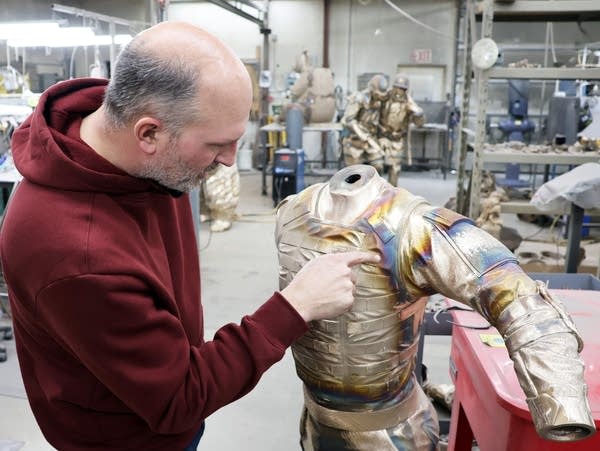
[
  {"x1": 365, "y1": 136, "x2": 383, "y2": 153},
  {"x1": 410, "y1": 105, "x2": 426, "y2": 127},
  {"x1": 281, "y1": 251, "x2": 380, "y2": 322},
  {"x1": 351, "y1": 123, "x2": 383, "y2": 152},
  {"x1": 351, "y1": 122, "x2": 369, "y2": 141}
]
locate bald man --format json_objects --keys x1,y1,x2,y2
[{"x1": 0, "y1": 22, "x2": 378, "y2": 451}]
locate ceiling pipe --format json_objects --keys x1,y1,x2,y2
[
  {"x1": 236, "y1": 0, "x2": 264, "y2": 12},
  {"x1": 323, "y1": 0, "x2": 330, "y2": 68},
  {"x1": 204, "y1": 0, "x2": 263, "y2": 26}
]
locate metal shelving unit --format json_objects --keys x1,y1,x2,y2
[
  {"x1": 488, "y1": 67, "x2": 600, "y2": 80},
  {"x1": 455, "y1": 0, "x2": 600, "y2": 219},
  {"x1": 500, "y1": 199, "x2": 600, "y2": 216},
  {"x1": 485, "y1": 1, "x2": 600, "y2": 21},
  {"x1": 481, "y1": 151, "x2": 600, "y2": 165}
]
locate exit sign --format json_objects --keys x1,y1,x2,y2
[{"x1": 410, "y1": 48, "x2": 432, "y2": 64}]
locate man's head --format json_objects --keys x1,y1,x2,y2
[
  {"x1": 367, "y1": 74, "x2": 389, "y2": 104},
  {"x1": 103, "y1": 21, "x2": 252, "y2": 192}
]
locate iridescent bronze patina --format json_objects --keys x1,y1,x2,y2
[{"x1": 275, "y1": 164, "x2": 594, "y2": 450}]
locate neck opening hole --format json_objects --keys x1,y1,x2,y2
[{"x1": 345, "y1": 174, "x2": 361, "y2": 184}]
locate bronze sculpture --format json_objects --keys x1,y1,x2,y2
[{"x1": 275, "y1": 164, "x2": 594, "y2": 450}]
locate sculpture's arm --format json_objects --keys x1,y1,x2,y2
[
  {"x1": 397, "y1": 203, "x2": 595, "y2": 442},
  {"x1": 290, "y1": 72, "x2": 309, "y2": 100},
  {"x1": 340, "y1": 94, "x2": 363, "y2": 128},
  {"x1": 407, "y1": 96, "x2": 425, "y2": 127},
  {"x1": 341, "y1": 95, "x2": 382, "y2": 152}
]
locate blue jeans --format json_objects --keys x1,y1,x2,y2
[{"x1": 183, "y1": 422, "x2": 205, "y2": 451}]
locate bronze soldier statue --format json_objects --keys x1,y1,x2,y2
[
  {"x1": 378, "y1": 74, "x2": 425, "y2": 186},
  {"x1": 340, "y1": 75, "x2": 389, "y2": 173}
]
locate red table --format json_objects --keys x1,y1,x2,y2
[{"x1": 447, "y1": 289, "x2": 600, "y2": 451}]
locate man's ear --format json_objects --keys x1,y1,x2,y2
[{"x1": 133, "y1": 117, "x2": 162, "y2": 155}]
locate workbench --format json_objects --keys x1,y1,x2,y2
[
  {"x1": 446, "y1": 288, "x2": 600, "y2": 450},
  {"x1": 409, "y1": 123, "x2": 450, "y2": 178}
]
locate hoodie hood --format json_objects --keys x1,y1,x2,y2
[{"x1": 12, "y1": 78, "x2": 154, "y2": 194}]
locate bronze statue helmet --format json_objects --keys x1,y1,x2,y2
[
  {"x1": 393, "y1": 74, "x2": 410, "y2": 90},
  {"x1": 367, "y1": 74, "x2": 389, "y2": 100}
]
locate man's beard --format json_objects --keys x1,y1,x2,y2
[{"x1": 132, "y1": 140, "x2": 220, "y2": 192}]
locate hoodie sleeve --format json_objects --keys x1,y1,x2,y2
[{"x1": 36, "y1": 274, "x2": 308, "y2": 434}]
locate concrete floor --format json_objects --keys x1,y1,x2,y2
[{"x1": 0, "y1": 167, "x2": 596, "y2": 450}]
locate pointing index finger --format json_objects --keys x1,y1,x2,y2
[{"x1": 341, "y1": 251, "x2": 381, "y2": 267}]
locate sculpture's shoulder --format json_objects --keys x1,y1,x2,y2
[
  {"x1": 309, "y1": 68, "x2": 335, "y2": 94},
  {"x1": 351, "y1": 90, "x2": 369, "y2": 105},
  {"x1": 275, "y1": 183, "x2": 323, "y2": 228}
]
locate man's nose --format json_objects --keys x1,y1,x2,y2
[{"x1": 216, "y1": 144, "x2": 237, "y2": 167}]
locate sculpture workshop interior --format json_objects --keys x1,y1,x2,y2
[{"x1": 0, "y1": 1, "x2": 599, "y2": 450}]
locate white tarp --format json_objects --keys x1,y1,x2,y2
[
  {"x1": 0, "y1": 104, "x2": 32, "y2": 118},
  {"x1": 530, "y1": 162, "x2": 600, "y2": 211},
  {"x1": 0, "y1": 440, "x2": 24, "y2": 451}
]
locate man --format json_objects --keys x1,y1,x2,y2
[
  {"x1": 340, "y1": 74, "x2": 389, "y2": 172},
  {"x1": 378, "y1": 73, "x2": 425, "y2": 186},
  {"x1": 275, "y1": 164, "x2": 595, "y2": 450},
  {"x1": 0, "y1": 22, "x2": 379, "y2": 450}
]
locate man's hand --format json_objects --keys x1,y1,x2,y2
[{"x1": 281, "y1": 251, "x2": 381, "y2": 322}]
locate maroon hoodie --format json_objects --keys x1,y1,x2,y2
[{"x1": 0, "y1": 78, "x2": 308, "y2": 450}]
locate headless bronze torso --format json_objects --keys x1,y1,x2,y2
[
  {"x1": 278, "y1": 173, "x2": 425, "y2": 407},
  {"x1": 276, "y1": 166, "x2": 439, "y2": 449}
]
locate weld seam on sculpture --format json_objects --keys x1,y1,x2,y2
[{"x1": 499, "y1": 281, "x2": 583, "y2": 352}]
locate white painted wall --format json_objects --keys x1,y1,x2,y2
[
  {"x1": 168, "y1": 0, "x2": 457, "y2": 100},
  {"x1": 168, "y1": 0, "x2": 457, "y2": 161},
  {"x1": 168, "y1": 3, "x2": 263, "y2": 60},
  {"x1": 168, "y1": 0, "x2": 324, "y2": 93},
  {"x1": 329, "y1": 0, "x2": 457, "y2": 98},
  {"x1": 3, "y1": 0, "x2": 600, "y2": 102},
  {"x1": 268, "y1": 1, "x2": 324, "y2": 92}
]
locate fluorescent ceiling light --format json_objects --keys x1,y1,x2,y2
[
  {"x1": 0, "y1": 21, "x2": 61, "y2": 40},
  {"x1": 7, "y1": 27, "x2": 94, "y2": 48},
  {"x1": 6, "y1": 27, "x2": 132, "y2": 48}
]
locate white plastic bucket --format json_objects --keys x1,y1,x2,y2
[{"x1": 237, "y1": 147, "x2": 253, "y2": 171}]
